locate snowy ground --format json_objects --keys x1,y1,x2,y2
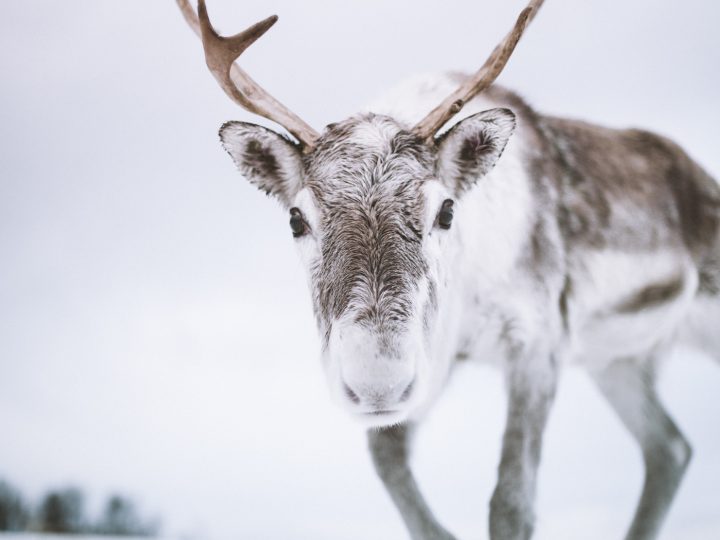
[
  {"x1": 0, "y1": 536, "x2": 161, "y2": 540},
  {"x1": 1, "y1": 1, "x2": 719, "y2": 539}
]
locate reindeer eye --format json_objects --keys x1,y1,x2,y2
[
  {"x1": 289, "y1": 207, "x2": 308, "y2": 237},
  {"x1": 437, "y1": 199, "x2": 454, "y2": 229}
]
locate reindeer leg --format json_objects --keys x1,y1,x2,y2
[
  {"x1": 589, "y1": 357, "x2": 692, "y2": 540},
  {"x1": 489, "y1": 349, "x2": 558, "y2": 540},
  {"x1": 368, "y1": 423, "x2": 458, "y2": 540}
]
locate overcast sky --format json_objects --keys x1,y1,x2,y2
[{"x1": 1, "y1": 1, "x2": 719, "y2": 539}]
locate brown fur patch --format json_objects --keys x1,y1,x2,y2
[{"x1": 613, "y1": 276, "x2": 686, "y2": 314}]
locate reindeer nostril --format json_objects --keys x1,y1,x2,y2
[
  {"x1": 343, "y1": 383, "x2": 361, "y2": 404},
  {"x1": 399, "y1": 379, "x2": 415, "y2": 403}
]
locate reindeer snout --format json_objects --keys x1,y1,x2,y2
[
  {"x1": 329, "y1": 322, "x2": 422, "y2": 416},
  {"x1": 340, "y1": 370, "x2": 415, "y2": 411}
]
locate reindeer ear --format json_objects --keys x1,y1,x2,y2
[
  {"x1": 435, "y1": 108, "x2": 517, "y2": 196},
  {"x1": 219, "y1": 122, "x2": 304, "y2": 208}
]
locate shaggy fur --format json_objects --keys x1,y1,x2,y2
[{"x1": 218, "y1": 73, "x2": 720, "y2": 540}]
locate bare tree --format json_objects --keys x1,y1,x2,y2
[
  {"x1": 96, "y1": 494, "x2": 158, "y2": 537},
  {"x1": 38, "y1": 488, "x2": 86, "y2": 534},
  {"x1": 0, "y1": 481, "x2": 29, "y2": 531}
]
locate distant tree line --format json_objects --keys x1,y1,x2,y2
[{"x1": 0, "y1": 479, "x2": 159, "y2": 536}]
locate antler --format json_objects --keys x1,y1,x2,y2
[
  {"x1": 413, "y1": 0, "x2": 545, "y2": 141},
  {"x1": 176, "y1": 0, "x2": 319, "y2": 150}
]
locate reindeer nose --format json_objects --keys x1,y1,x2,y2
[{"x1": 341, "y1": 375, "x2": 415, "y2": 409}]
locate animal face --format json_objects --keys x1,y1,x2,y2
[{"x1": 220, "y1": 109, "x2": 516, "y2": 426}]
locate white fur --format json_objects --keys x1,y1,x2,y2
[{"x1": 567, "y1": 249, "x2": 698, "y2": 369}]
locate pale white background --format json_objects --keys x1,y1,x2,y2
[{"x1": 1, "y1": 1, "x2": 719, "y2": 539}]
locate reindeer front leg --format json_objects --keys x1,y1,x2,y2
[
  {"x1": 489, "y1": 347, "x2": 558, "y2": 540},
  {"x1": 368, "y1": 423, "x2": 458, "y2": 540}
]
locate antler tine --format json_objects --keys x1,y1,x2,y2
[
  {"x1": 177, "y1": 0, "x2": 201, "y2": 38},
  {"x1": 176, "y1": 0, "x2": 320, "y2": 150},
  {"x1": 413, "y1": 0, "x2": 545, "y2": 142},
  {"x1": 197, "y1": 1, "x2": 278, "y2": 60}
]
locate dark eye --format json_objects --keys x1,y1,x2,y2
[
  {"x1": 437, "y1": 199, "x2": 454, "y2": 229},
  {"x1": 289, "y1": 207, "x2": 308, "y2": 238}
]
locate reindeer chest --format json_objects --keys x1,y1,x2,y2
[{"x1": 451, "y1": 285, "x2": 539, "y2": 366}]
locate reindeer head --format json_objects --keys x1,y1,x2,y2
[{"x1": 177, "y1": 0, "x2": 541, "y2": 426}]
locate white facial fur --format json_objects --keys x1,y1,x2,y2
[{"x1": 291, "y1": 178, "x2": 457, "y2": 427}]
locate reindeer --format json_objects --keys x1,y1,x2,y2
[{"x1": 176, "y1": 1, "x2": 720, "y2": 539}]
